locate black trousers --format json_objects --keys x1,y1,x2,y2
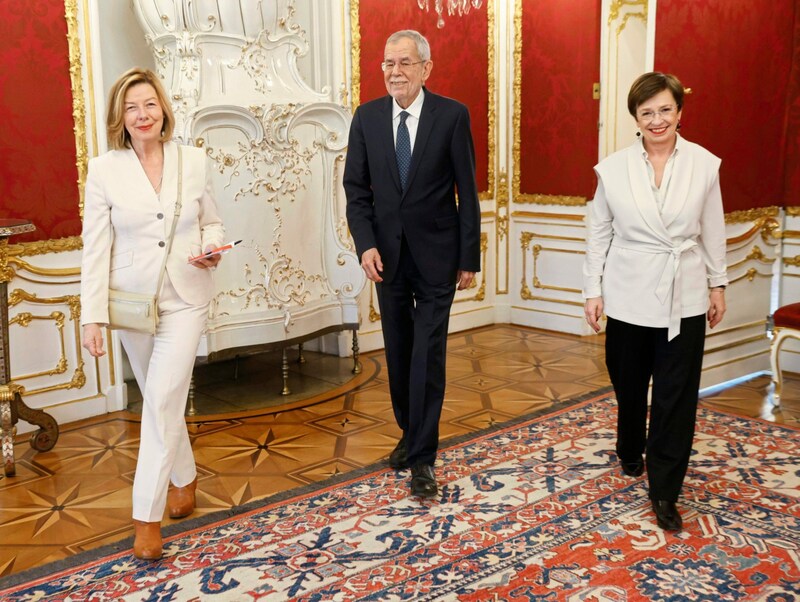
[
  {"x1": 605, "y1": 315, "x2": 706, "y2": 501},
  {"x1": 376, "y1": 238, "x2": 456, "y2": 467}
]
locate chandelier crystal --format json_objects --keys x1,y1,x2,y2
[{"x1": 417, "y1": 0, "x2": 483, "y2": 29}]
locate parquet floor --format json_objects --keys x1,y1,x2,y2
[{"x1": 0, "y1": 324, "x2": 796, "y2": 580}]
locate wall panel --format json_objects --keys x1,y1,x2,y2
[
  {"x1": 517, "y1": 0, "x2": 601, "y2": 200},
  {"x1": 0, "y1": 0, "x2": 81, "y2": 241},
  {"x1": 655, "y1": 0, "x2": 797, "y2": 212}
]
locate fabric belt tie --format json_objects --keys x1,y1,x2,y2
[{"x1": 611, "y1": 238, "x2": 697, "y2": 341}]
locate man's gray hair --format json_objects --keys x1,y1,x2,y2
[{"x1": 386, "y1": 30, "x2": 431, "y2": 61}]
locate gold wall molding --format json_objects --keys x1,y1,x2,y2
[
  {"x1": 724, "y1": 206, "x2": 780, "y2": 224},
  {"x1": 514, "y1": 194, "x2": 588, "y2": 206},
  {"x1": 530, "y1": 244, "x2": 583, "y2": 295},
  {"x1": 786, "y1": 206, "x2": 800, "y2": 216},
  {"x1": 483, "y1": 0, "x2": 496, "y2": 202},
  {"x1": 65, "y1": 0, "x2": 89, "y2": 218},
  {"x1": 727, "y1": 245, "x2": 775, "y2": 271},
  {"x1": 608, "y1": 0, "x2": 648, "y2": 24},
  {"x1": 704, "y1": 334, "x2": 769, "y2": 356},
  {"x1": 10, "y1": 311, "x2": 68, "y2": 381},
  {"x1": 13, "y1": 236, "x2": 83, "y2": 258},
  {"x1": 511, "y1": 211, "x2": 585, "y2": 221},
  {"x1": 705, "y1": 319, "x2": 768, "y2": 339},
  {"x1": 349, "y1": 0, "x2": 360, "y2": 113},
  {"x1": 8, "y1": 289, "x2": 85, "y2": 395},
  {"x1": 725, "y1": 217, "x2": 781, "y2": 246},
  {"x1": 729, "y1": 268, "x2": 771, "y2": 284},
  {"x1": 784, "y1": 255, "x2": 800, "y2": 267}
]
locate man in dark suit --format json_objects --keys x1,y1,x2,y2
[{"x1": 344, "y1": 30, "x2": 481, "y2": 499}]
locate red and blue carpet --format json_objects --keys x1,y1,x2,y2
[{"x1": 1, "y1": 390, "x2": 798, "y2": 600}]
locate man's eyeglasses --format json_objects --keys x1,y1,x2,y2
[
  {"x1": 637, "y1": 106, "x2": 677, "y2": 122},
  {"x1": 381, "y1": 60, "x2": 426, "y2": 72}
]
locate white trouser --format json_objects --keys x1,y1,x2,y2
[{"x1": 120, "y1": 273, "x2": 208, "y2": 522}]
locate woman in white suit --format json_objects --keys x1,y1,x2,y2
[
  {"x1": 81, "y1": 68, "x2": 224, "y2": 559},
  {"x1": 583, "y1": 72, "x2": 727, "y2": 532}
]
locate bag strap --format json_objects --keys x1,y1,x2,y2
[{"x1": 155, "y1": 145, "x2": 183, "y2": 297}]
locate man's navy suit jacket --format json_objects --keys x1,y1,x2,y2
[{"x1": 344, "y1": 89, "x2": 481, "y2": 285}]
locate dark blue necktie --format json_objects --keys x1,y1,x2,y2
[{"x1": 396, "y1": 111, "x2": 411, "y2": 192}]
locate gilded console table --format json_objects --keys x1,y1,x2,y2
[{"x1": 0, "y1": 219, "x2": 59, "y2": 476}]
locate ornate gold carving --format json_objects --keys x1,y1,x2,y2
[
  {"x1": 609, "y1": 0, "x2": 648, "y2": 24},
  {"x1": 512, "y1": 1, "x2": 523, "y2": 204},
  {"x1": 65, "y1": 0, "x2": 89, "y2": 218},
  {"x1": 519, "y1": 231, "x2": 534, "y2": 299},
  {"x1": 16, "y1": 236, "x2": 83, "y2": 257},
  {"x1": 349, "y1": 0, "x2": 361, "y2": 110},
  {"x1": 784, "y1": 255, "x2": 800, "y2": 267},
  {"x1": 515, "y1": 194, "x2": 588, "y2": 206},
  {"x1": 786, "y1": 206, "x2": 800, "y2": 217},
  {"x1": 727, "y1": 245, "x2": 775, "y2": 271},
  {"x1": 729, "y1": 268, "x2": 770, "y2": 283},
  {"x1": 511, "y1": 211, "x2": 585, "y2": 221},
  {"x1": 496, "y1": 171, "x2": 509, "y2": 242},
  {"x1": 725, "y1": 217, "x2": 781, "y2": 246},
  {"x1": 724, "y1": 206, "x2": 780, "y2": 224},
  {"x1": 0, "y1": 240, "x2": 13, "y2": 283},
  {"x1": 484, "y1": 0, "x2": 496, "y2": 201},
  {"x1": 368, "y1": 283, "x2": 380, "y2": 323}
]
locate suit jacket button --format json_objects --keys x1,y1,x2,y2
[
  {"x1": 158, "y1": 241, "x2": 166, "y2": 247},
  {"x1": 157, "y1": 213, "x2": 164, "y2": 219}
]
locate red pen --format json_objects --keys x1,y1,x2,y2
[{"x1": 188, "y1": 240, "x2": 242, "y2": 262}]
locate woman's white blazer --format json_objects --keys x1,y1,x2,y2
[
  {"x1": 80, "y1": 141, "x2": 225, "y2": 326},
  {"x1": 583, "y1": 135, "x2": 727, "y2": 340}
]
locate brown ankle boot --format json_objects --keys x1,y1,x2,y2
[
  {"x1": 167, "y1": 477, "x2": 197, "y2": 519},
  {"x1": 133, "y1": 520, "x2": 162, "y2": 560}
]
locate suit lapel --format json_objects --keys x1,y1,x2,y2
[
  {"x1": 123, "y1": 148, "x2": 161, "y2": 208},
  {"x1": 402, "y1": 90, "x2": 435, "y2": 200},
  {"x1": 626, "y1": 144, "x2": 671, "y2": 243},
  {"x1": 159, "y1": 142, "x2": 177, "y2": 237},
  {"x1": 659, "y1": 139, "x2": 693, "y2": 228}
]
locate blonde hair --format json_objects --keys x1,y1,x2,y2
[{"x1": 106, "y1": 67, "x2": 174, "y2": 150}]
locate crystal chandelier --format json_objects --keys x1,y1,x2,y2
[{"x1": 417, "y1": 0, "x2": 483, "y2": 29}]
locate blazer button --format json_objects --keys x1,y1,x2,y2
[
  {"x1": 157, "y1": 213, "x2": 164, "y2": 219},
  {"x1": 158, "y1": 241, "x2": 166, "y2": 247}
]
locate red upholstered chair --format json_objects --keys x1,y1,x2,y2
[{"x1": 771, "y1": 302, "x2": 800, "y2": 403}]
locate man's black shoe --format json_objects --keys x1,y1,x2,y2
[
  {"x1": 389, "y1": 437, "x2": 408, "y2": 469},
  {"x1": 619, "y1": 456, "x2": 644, "y2": 477},
  {"x1": 410, "y1": 463, "x2": 438, "y2": 499},
  {"x1": 651, "y1": 500, "x2": 683, "y2": 531}
]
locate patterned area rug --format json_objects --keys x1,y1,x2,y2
[{"x1": 1, "y1": 390, "x2": 798, "y2": 601}]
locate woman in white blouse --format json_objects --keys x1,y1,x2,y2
[{"x1": 583, "y1": 72, "x2": 727, "y2": 532}]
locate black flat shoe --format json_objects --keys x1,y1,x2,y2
[
  {"x1": 389, "y1": 437, "x2": 408, "y2": 470},
  {"x1": 619, "y1": 456, "x2": 644, "y2": 477},
  {"x1": 410, "y1": 463, "x2": 438, "y2": 499},
  {"x1": 651, "y1": 500, "x2": 683, "y2": 531}
]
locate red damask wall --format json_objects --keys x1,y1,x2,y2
[
  {"x1": 0, "y1": 0, "x2": 80, "y2": 242},
  {"x1": 357, "y1": 1, "x2": 490, "y2": 193},
  {"x1": 518, "y1": 0, "x2": 601, "y2": 199},
  {"x1": 655, "y1": 0, "x2": 798, "y2": 211}
]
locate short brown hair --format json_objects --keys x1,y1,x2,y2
[
  {"x1": 627, "y1": 72, "x2": 684, "y2": 116},
  {"x1": 106, "y1": 68, "x2": 174, "y2": 150}
]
